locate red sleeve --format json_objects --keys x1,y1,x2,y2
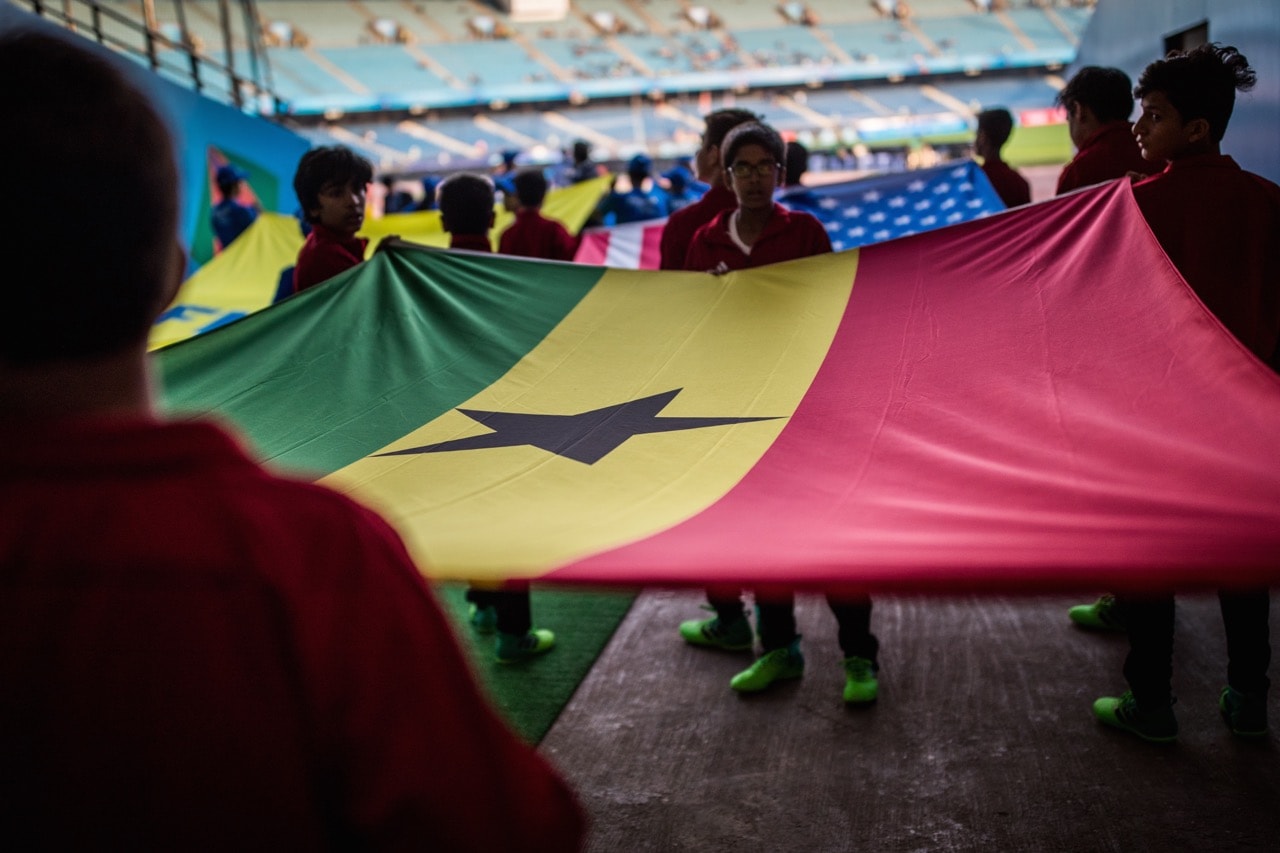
[
  {"x1": 807, "y1": 214, "x2": 833, "y2": 255},
  {"x1": 659, "y1": 211, "x2": 689, "y2": 270},
  {"x1": 298, "y1": 502, "x2": 585, "y2": 851},
  {"x1": 682, "y1": 222, "x2": 712, "y2": 271}
]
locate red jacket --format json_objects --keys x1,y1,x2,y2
[
  {"x1": 294, "y1": 223, "x2": 368, "y2": 292},
  {"x1": 659, "y1": 182, "x2": 737, "y2": 270},
  {"x1": 1133, "y1": 154, "x2": 1280, "y2": 367},
  {"x1": 684, "y1": 203, "x2": 833, "y2": 273},
  {"x1": 1057, "y1": 121, "x2": 1160, "y2": 195},
  {"x1": 499, "y1": 208, "x2": 577, "y2": 261},
  {"x1": 0, "y1": 417, "x2": 585, "y2": 850},
  {"x1": 982, "y1": 157, "x2": 1031, "y2": 208}
]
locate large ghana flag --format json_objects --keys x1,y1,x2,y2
[{"x1": 158, "y1": 180, "x2": 1280, "y2": 593}]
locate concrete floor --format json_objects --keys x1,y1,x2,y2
[{"x1": 541, "y1": 589, "x2": 1279, "y2": 852}]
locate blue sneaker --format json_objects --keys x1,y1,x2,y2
[
  {"x1": 1093, "y1": 691, "x2": 1177, "y2": 743},
  {"x1": 730, "y1": 639, "x2": 804, "y2": 693}
]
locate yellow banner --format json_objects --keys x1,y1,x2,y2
[
  {"x1": 150, "y1": 212, "x2": 303, "y2": 350},
  {"x1": 150, "y1": 176, "x2": 610, "y2": 350},
  {"x1": 359, "y1": 175, "x2": 610, "y2": 253}
]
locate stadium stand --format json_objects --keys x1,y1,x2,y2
[{"x1": 17, "y1": 0, "x2": 1090, "y2": 172}]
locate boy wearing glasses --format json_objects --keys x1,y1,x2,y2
[
  {"x1": 679, "y1": 124, "x2": 878, "y2": 704},
  {"x1": 683, "y1": 122, "x2": 831, "y2": 274}
]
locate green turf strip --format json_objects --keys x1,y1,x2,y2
[{"x1": 435, "y1": 583, "x2": 636, "y2": 744}]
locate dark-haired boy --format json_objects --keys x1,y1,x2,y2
[
  {"x1": 682, "y1": 122, "x2": 831, "y2": 273},
  {"x1": 974, "y1": 108, "x2": 1030, "y2": 207},
  {"x1": 0, "y1": 29, "x2": 583, "y2": 847},
  {"x1": 438, "y1": 172, "x2": 559, "y2": 664},
  {"x1": 292, "y1": 145, "x2": 373, "y2": 292},
  {"x1": 437, "y1": 171, "x2": 497, "y2": 252},
  {"x1": 1055, "y1": 66, "x2": 1160, "y2": 195},
  {"x1": 658, "y1": 108, "x2": 762, "y2": 269},
  {"x1": 498, "y1": 169, "x2": 578, "y2": 261},
  {"x1": 1089, "y1": 43, "x2": 1277, "y2": 744}
]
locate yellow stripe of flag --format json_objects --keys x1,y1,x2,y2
[{"x1": 323, "y1": 250, "x2": 859, "y2": 580}]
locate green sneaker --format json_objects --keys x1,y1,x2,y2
[
  {"x1": 730, "y1": 640, "x2": 804, "y2": 693},
  {"x1": 841, "y1": 656, "x2": 879, "y2": 705},
  {"x1": 495, "y1": 628, "x2": 555, "y2": 664},
  {"x1": 469, "y1": 604, "x2": 498, "y2": 635},
  {"x1": 679, "y1": 609, "x2": 753, "y2": 651},
  {"x1": 1093, "y1": 691, "x2": 1178, "y2": 743},
  {"x1": 1219, "y1": 686, "x2": 1269, "y2": 739},
  {"x1": 1068, "y1": 594, "x2": 1126, "y2": 632}
]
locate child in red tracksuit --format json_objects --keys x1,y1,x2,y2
[
  {"x1": 438, "y1": 172, "x2": 559, "y2": 664},
  {"x1": 498, "y1": 169, "x2": 578, "y2": 261},
  {"x1": 1087, "y1": 43, "x2": 1277, "y2": 744},
  {"x1": 678, "y1": 121, "x2": 880, "y2": 705}
]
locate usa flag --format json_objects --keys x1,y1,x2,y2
[
  {"x1": 575, "y1": 160, "x2": 1006, "y2": 269},
  {"x1": 780, "y1": 161, "x2": 1005, "y2": 252}
]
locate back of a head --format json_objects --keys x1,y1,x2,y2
[
  {"x1": 215, "y1": 164, "x2": 244, "y2": 199},
  {"x1": 572, "y1": 140, "x2": 591, "y2": 164},
  {"x1": 513, "y1": 169, "x2": 548, "y2": 207},
  {"x1": 1057, "y1": 66, "x2": 1135, "y2": 122},
  {"x1": 783, "y1": 141, "x2": 809, "y2": 186},
  {"x1": 976, "y1": 108, "x2": 1014, "y2": 149},
  {"x1": 437, "y1": 172, "x2": 495, "y2": 235},
  {"x1": 721, "y1": 122, "x2": 785, "y2": 170},
  {"x1": 2, "y1": 30, "x2": 178, "y2": 365},
  {"x1": 1136, "y1": 43, "x2": 1256, "y2": 142},
  {"x1": 293, "y1": 146, "x2": 374, "y2": 223},
  {"x1": 627, "y1": 153, "x2": 653, "y2": 184},
  {"x1": 703, "y1": 108, "x2": 765, "y2": 149}
]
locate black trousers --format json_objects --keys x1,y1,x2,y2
[
  {"x1": 710, "y1": 591, "x2": 878, "y2": 662},
  {"x1": 1118, "y1": 589, "x2": 1271, "y2": 709},
  {"x1": 465, "y1": 582, "x2": 532, "y2": 635}
]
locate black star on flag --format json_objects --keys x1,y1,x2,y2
[{"x1": 375, "y1": 389, "x2": 781, "y2": 465}]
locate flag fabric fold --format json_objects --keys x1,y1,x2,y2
[{"x1": 159, "y1": 181, "x2": 1280, "y2": 592}]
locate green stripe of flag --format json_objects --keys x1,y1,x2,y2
[{"x1": 158, "y1": 247, "x2": 604, "y2": 475}]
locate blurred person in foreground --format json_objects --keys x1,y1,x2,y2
[{"x1": 0, "y1": 29, "x2": 584, "y2": 849}]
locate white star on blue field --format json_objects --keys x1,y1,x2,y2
[{"x1": 779, "y1": 161, "x2": 1005, "y2": 251}]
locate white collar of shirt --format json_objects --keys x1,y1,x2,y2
[{"x1": 727, "y1": 210, "x2": 753, "y2": 256}]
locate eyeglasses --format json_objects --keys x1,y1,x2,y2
[{"x1": 728, "y1": 161, "x2": 779, "y2": 179}]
